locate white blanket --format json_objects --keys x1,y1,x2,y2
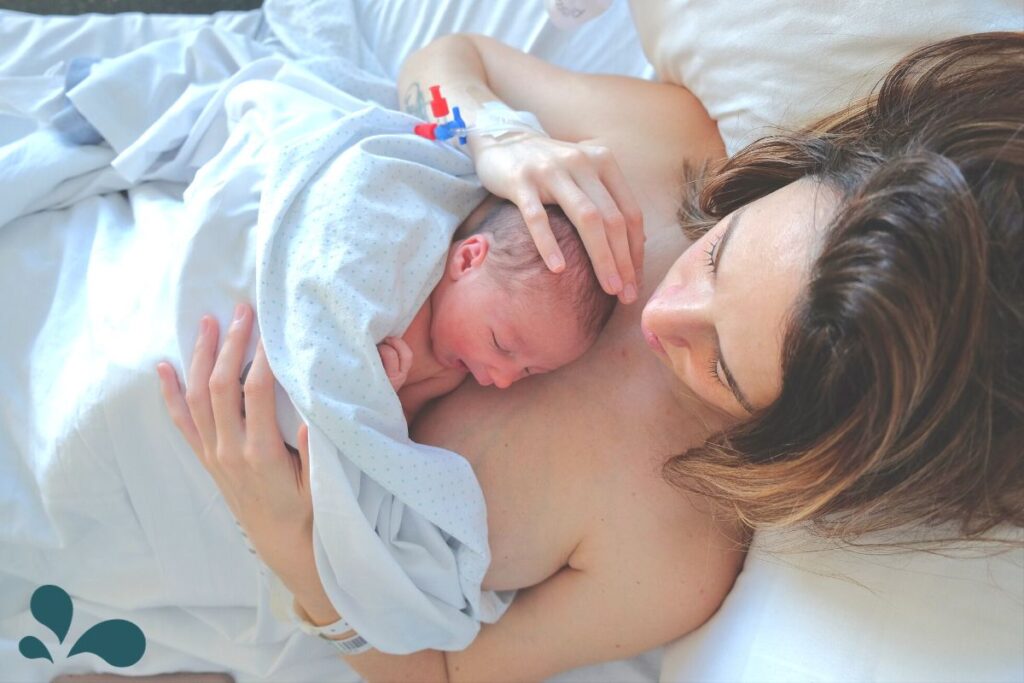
[{"x1": 0, "y1": 24, "x2": 503, "y2": 681}]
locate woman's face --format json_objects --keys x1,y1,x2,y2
[{"x1": 641, "y1": 179, "x2": 838, "y2": 419}]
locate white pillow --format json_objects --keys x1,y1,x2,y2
[
  {"x1": 263, "y1": 0, "x2": 654, "y2": 82},
  {"x1": 630, "y1": 0, "x2": 1023, "y2": 154},
  {"x1": 633, "y1": 3, "x2": 1024, "y2": 679},
  {"x1": 661, "y1": 527, "x2": 1024, "y2": 682}
]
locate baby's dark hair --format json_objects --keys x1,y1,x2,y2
[{"x1": 469, "y1": 200, "x2": 615, "y2": 342}]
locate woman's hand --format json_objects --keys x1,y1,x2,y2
[
  {"x1": 156, "y1": 304, "x2": 318, "y2": 594},
  {"x1": 472, "y1": 132, "x2": 645, "y2": 304}
]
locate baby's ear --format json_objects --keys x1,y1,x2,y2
[{"x1": 449, "y1": 234, "x2": 491, "y2": 279}]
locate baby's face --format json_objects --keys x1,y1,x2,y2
[{"x1": 430, "y1": 271, "x2": 590, "y2": 389}]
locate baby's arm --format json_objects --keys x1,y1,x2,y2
[
  {"x1": 377, "y1": 337, "x2": 465, "y2": 422},
  {"x1": 397, "y1": 372, "x2": 466, "y2": 423}
]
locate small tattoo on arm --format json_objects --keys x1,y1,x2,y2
[{"x1": 404, "y1": 82, "x2": 429, "y2": 120}]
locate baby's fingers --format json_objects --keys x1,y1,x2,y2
[
  {"x1": 390, "y1": 337, "x2": 414, "y2": 375},
  {"x1": 378, "y1": 343, "x2": 401, "y2": 378}
]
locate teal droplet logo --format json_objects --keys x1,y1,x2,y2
[
  {"x1": 68, "y1": 619, "x2": 146, "y2": 667},
  {"x1": 30, "y1": 584, "x2": 73, "y2": 644},
  {"x1": 18, "y1": 635, "x2": 53, "y2": 662},
  {"x1": 18, "y1": 584, "x2": 147, "y2": 668}
]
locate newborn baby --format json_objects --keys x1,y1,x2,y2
[{"x1": 377, "y1": 200, "x2": 616, "y2": 420}]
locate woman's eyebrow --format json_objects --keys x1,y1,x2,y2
[{"x1": 714, "y1": 207, "x2": 756, "y2": 414}]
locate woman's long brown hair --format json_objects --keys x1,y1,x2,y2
[{"x1": 667, "y1": 33, "x2": 1024, "y2": 541}]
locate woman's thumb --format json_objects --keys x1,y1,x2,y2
[{"x1": 297, "y1": 423, "x2": 312, "y2": 497}]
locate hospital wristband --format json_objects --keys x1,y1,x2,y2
[
  {"x1": 293, "y1": 602, "x2": 373, "y2": 655},
  {"x1": 322, "y1": 632, "x2": 373, "y2": 656}
]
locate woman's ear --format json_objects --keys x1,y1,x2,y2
[{"x1": 448, "y1": 234, "x2": 491, "y2": 279}]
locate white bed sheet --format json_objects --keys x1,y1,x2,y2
[{"x1": 0, "y1": 3, "x2": 662, "y2": 682}]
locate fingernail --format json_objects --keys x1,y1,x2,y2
[
  {"x1": 233, "y1": 303, "x2": 246, "y2": 323},
  {"x1": 197, "y1": 317, "x2": 209, "y2": 342},
  {"x1": 547, "y1": 253, "x2": 565, "y2": 272},
  {"x1": 623, "y1": 283, "x2": 637, "y2": 303},
  {"x1": 608, "y1": 274, "x2": 623, "y2": 293}
]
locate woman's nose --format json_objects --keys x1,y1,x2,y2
[{"x1": 644, "y1": 280, "x2": 714, "y2": 344}]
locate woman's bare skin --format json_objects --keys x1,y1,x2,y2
[
  {"x1": 407, "y1": 167, "x2": 746, "y2": 678},
  {"x1": 159, "y1": 34, "x2": 747, "y2": 683}
]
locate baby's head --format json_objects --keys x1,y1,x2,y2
[{"x1": 429, "y1": 200, "x2": 616, "y2": 388}]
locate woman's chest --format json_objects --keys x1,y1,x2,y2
[
  {"x1": 413, "y1": 381, "x2": 598, "y2": 589},
  {"x1": 411, "y1": 326, "x2": 696, "y2": 591}
]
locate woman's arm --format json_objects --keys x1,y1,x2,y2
[
  {"x1": 399, "y1": 35, "x2": 722, "y2": 304},
  {"x1": 158, "y1": 309, "x2": 742, "y2": 683},
  {"x1": 399, "y1": 34, "x2": 717, "y2": 178},
  {"x1": 294, "y1": 530, "x2": 739, "y2": 683}
]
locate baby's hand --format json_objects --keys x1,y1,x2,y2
[{"x1": 377, "y1": 336, "x2": 414, "y2": 391}]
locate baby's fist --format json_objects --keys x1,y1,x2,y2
[{"x1": 377, "y1": 336, "x2": 414, "y2": 391}]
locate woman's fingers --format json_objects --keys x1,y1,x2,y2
[
  {"x1": 513, "y1": 192, "x2": 565, "y2": 273},
  {"x1": 184, "y1": 316, "x2": 221, "y2": 456},
  {"x1": 541, "y1": 169, "x2": 629, "y2": 301},
  {"x1": 593, "y1": 150, "x2": 645, "y2": 286},
  {"x1": 569, "y1": 171, "x2": 639, "y2": 303},
  {"x1": 208, "y1": 304, "x2": 252, "y2": 449},
  {"x1": 156, "y1": 362, "x2": 203, "y2": 457},
  {"x1": 242, "y1": 339, "x2": 285, "y2": 457}
]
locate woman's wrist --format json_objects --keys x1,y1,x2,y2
[
  {"x1": 292, "y1": 594, "x2": 347, "y2": 631},
  {"x1": 265, "y1": 532, "x2": 341, "y2": 626}
]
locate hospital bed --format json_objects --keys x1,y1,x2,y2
[{"x1": 0, "y1": 1, "x2": 1021, "y2": 681}]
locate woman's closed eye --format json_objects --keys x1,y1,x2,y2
[
  {"x1": 703, "y1": 234, "x2": 722, "y2": 273},
  {"x1": 699, "y1": 211, "x2": 754, "y2": 411},
  {"x1": 706, "y1": 352, "x2": 723, "y2": 385}
]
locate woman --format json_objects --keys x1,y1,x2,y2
[{"x1": 158, "y1": 32, "x2": 1023, "y2": 681}]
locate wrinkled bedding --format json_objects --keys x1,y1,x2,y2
[
  {"x1": 0, "y1": 4, "x2": 664, "y2": 682},
  {"x1": 0, "y1": 21, "x2": 503, "y2": 682}
]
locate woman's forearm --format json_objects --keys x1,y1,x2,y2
[
  {"x1": 283, "y1": 542, "x2": 452, "y2": 682},
  {"x1": 292, "y1": 589, "x2": 451, "y2": 683},
  {"x1": 398, "y1": 34, "x2": 497, "y2": 127}
]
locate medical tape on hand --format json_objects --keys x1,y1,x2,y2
[{"x1": 471, "y1": 101, "x2": 548, "y2": 140}]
